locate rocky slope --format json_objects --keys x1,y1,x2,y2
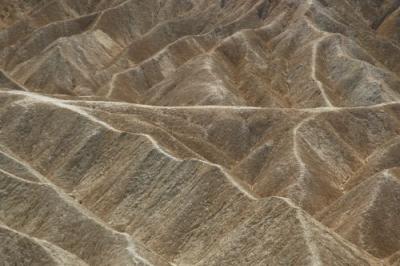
[{"x1": 0, "y1": 0, "x2": 399, "y2": 265}]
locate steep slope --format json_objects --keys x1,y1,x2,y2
[
  {"x1": 318, "y1": 169, "x2": 400, "y2": 258},
  {"x1": 1, "y1": 0, "x2": 400, "y2": 265},
  {"x1": 197, "y1": 197, "x2": 381, "y2": 266},
  {"x1": 0, "y1": 90, "x2": 388, "y2": 265},
  {"x1": 0, "y1": 223, "x2": 88, "y2": 266}
]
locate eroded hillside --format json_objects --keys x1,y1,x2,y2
[{"x1": 0, "y1": 0, "x2": 400, "y2": 265}]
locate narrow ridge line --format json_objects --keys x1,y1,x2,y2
[
  {"x1": 0, "y1": 146, "x2": 159, "y2": 265},
  {"x1": 1, "y1": 90, "x2": 258, "y2": 201}
]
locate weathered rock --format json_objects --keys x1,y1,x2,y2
[
  {"x1": 318, "y1": 169, "x2": 400, "y2": 258},
  {"x1": 0, "y1": 0, "x2": 399, "y2": 265}
]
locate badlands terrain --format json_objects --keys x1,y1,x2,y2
[{"x1": 0, "y1": 0, "x2": 400, "y2": 265}]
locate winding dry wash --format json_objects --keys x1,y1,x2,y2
[{"x1": 0, "y1": 0, "x2": 400, "y2": 265}]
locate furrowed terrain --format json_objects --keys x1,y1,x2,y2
[{"x1": 0, "y1": 0, "x2": 400, "y2": 265}]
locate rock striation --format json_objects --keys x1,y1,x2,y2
[{"x1": 0, "y1": 0, "x2": 399, "y2": 265}]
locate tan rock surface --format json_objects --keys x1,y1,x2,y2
[{"x1": 0, "y1": 0, "x2": 399, "y2": 265}]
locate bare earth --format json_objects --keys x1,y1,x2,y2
[{"x1": 0, "y1": 0, "x2": 400, "y2": 265}]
